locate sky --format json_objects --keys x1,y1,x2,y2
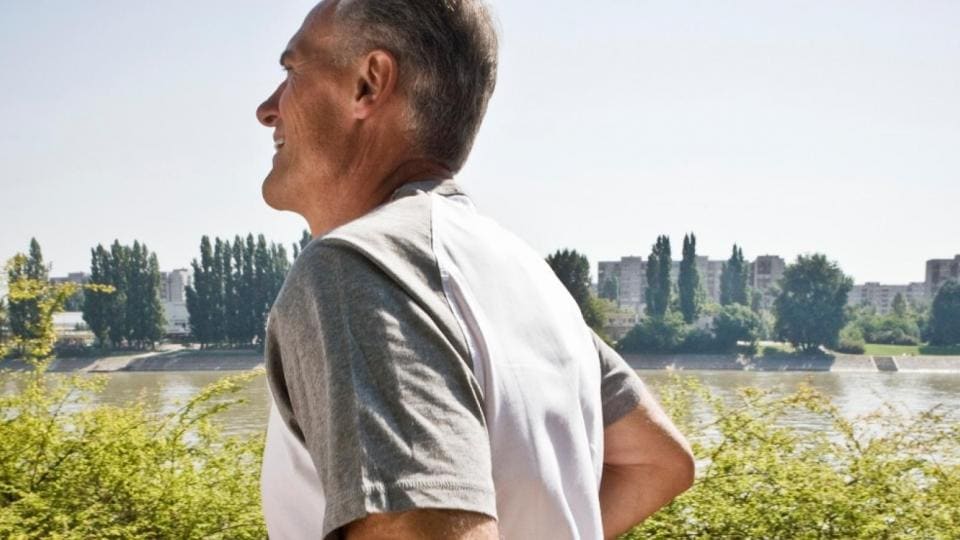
[{"x1": 1, "y1": 0, "x2": 958, "y2": 285}]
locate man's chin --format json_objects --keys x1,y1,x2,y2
[{"x1": 261, "y1": 173, "x2": 291, "y2": 212}]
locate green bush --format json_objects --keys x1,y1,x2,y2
[
  {"x1": 0, "y1": 365, "x2": 266, "y2": 539},
  {"x1": 624, "y1": 377, "x2": 960, "y2": 539},
  {"x1": 618, "y1": 313, "x2": 688, "y2": 354},
  {"x1": 677, "y1": 327, "x2": 715, "y2": 354},
  {"x1": 853, "y1": 311, "x2": 921, "y2": 346},
  {"x1": 836, "y1": 323, "x2": 867, "y2": 354},
  {"x1": 712, "y1": 304, "x2": 763, "y2": 351}
]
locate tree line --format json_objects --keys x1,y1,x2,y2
[
  {"x1": 549, "y1": 235, "x2": 960, "y2": 355},
  {"x1": 185, "y1": 234, "x2": 297, "y2": 349},
  {"x1": 83, "y1": 241, "x2": 166, "y2": 349},
  {"x1": 2, "y1": 232, "x2": 312, "y2": 355}
]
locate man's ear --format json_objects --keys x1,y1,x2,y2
[{"x1": 353, "y1": 49, "x2": 399, "y2": 120}]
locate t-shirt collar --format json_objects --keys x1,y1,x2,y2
[{"x1": 389, "y1": 178, "x2": 466, "y2": 202}]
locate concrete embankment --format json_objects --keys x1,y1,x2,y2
[
  {"x1": 624, "y1": 354, "x2": 960, "y2": 372},
  {"x1": 1, "y1": 349, "x2": 264, "y2": 373},
  {"x1": 4, "y1": 350, "x2": 960, "y2": 373}
]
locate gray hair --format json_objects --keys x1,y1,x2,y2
[{"x1": 334, "y1": 0, "x2": 499, "y2": 172}]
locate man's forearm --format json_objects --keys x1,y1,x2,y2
[{"x1": 599, "y1": 462, "x2": 693, "y2": 539}]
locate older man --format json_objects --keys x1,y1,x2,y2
[{"x1": 256, "y1": 1, "x2": 694, "y2": 539}]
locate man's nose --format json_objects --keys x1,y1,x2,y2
[{"x1": 256, "y1": 82, "x2": 284, "y2": 127}]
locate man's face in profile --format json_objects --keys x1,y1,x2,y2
[{"x1": 256, "y1": 1, "x2": 351, "y2": 214}]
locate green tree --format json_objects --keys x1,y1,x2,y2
[
  {"x1": 292, "y1": 229, "x2": 312, "y2": 259},
  {"x1": 106, "y1": 241, "x2": 129, "y2": 347},
  {"x1": 7, "y1": 238, "x2": 48, "y2": 343},
  {"x1": 645, "y1": 235, "x2": 672, "y2": 318},
  {"x1": 891, "y1": 292, "x2": 908, "y2": 319},
  {"x1": 713, "y1": 304, "x2": 763, "y2": 351},
  {"x1": 546, "y1": 249, "x2": 591, "y2": 309},
  {"x1": 225, "y1": 236, "x2": 247, "y2": 345},
  {"x1": 242, "y1": 234, "x2": 258, "y2": 342},
  {"x1": 773, "y1": 254, "x2": 853, "y2": 352},
  {"x1": 83, "y1": 245, "x2": 112, "y2": 347},
  {"x1": 2, "y1": 254, "x2": 77, "y2": 362},
  {"x1": 678, "y1": 233, "x2": 703, "y2": 324},
  {"x1": 720, "y1": 244, "x2": 749, "y2": 306},
  {"x1": 599, "y1": 275, "x2": 619, "y2": 302},
  {"x1": 928, "y1": 280, "x2": 960, "y2": 346},
  {"x1": 545, "y1": 248, "x2": 607, "y2": 331},
  {"x1": 618, "y1": 311, "x2": 687, "y2": 354},
  {"x1": 210, "y1": 238, "x2": 228, "y2": 343},
  {"x1": 253, "y1": 235, "x2": 272, "y2": 345},
  {"x1": 186, "y1": 236, "x2": 216, "y2": 348},
  {"x1": 140, "y1": 250, "x2": 166, "y2": 347},
  {"x1": 0, "y1": 297, "x2": 7, "y2": 350}
]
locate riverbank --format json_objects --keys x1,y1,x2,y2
[
  {"x1": 624, "y1": 353, "x2": 960, "y2": 372},
  {"x1": 0, "y1": 347, "x2": 263, "y2": 373},
  {"x1": 4, "y1": 349, "x2": 960, "y2": 373}
]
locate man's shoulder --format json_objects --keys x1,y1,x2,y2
[
  {"x1": 322, "y1": 188, "x2": 434, "y2": 263},
  {"x1": 282, "y1": 191, "x2": 442, "y2": 310}
]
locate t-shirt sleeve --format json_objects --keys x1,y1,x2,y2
[
  {"x1": 591, "y1": 330, "x2": 647, "y2": 427},
  {"x1": 270, "y1": 243, "x2": 496, "y2": 539}
]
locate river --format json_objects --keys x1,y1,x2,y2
[{"x1": 4, "y1": 368, "x2": 957, "y2": 436}]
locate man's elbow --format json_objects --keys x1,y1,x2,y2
[{"x1": 666, "y1": 443, "x2": 696, "y2": 496}]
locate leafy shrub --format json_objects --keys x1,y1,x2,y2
[
  {"x1": 853, "y1": 312, "x2": 921, "y2": 346},
  {"x1": 677, "y1": 328, "x2": 716, "y2": 354},
  {"x1": 836, "y1": 323, "x2": 867, "y2": 354},
  {"x1": 625, "y1": 377, "x2": 960, "y2": 539},
  {"x1": 712, "y1": 304, "x2": 762, "y2": 351},
  {"x1": 618, "y1": 313, "x2": 688, "y2": 354},
  {"x1": 0, "y1": 364, "x2": 266, "y2": 539}
]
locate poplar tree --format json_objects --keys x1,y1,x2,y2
[
  {"x1": 226, "y1": 237, "x2": 247, "y2": 344},
  {"x1": 720, "y1": 244, "x2": 749, "y2": 306},
  {"x1": 645, "y1": 235, "x2": 672, "y2": 318},
  {"x1": 243, "y1": 234, "x2": 257, "y2": 341},
  {"x1": 253, "y1": 235, "x2": 272, "y2": 345},
  {"x1": 211, "y1": 238, "x2": 228, "y2": 342},
  {"x1": 293, "y1": 229, "x2": 312, "y2": 259},
  {"x1": 83, "y1": 241, "x2": 163, "y2": 349},
  {"x1": 186, "y1": 236, "x2": 215, "y2": 348},
  {"x1": 83, "y1": 245, "x2": 110, "y2": 347},
  {"x1": 142, "y1": 251, "x2": 166, "y2": 347},
  {"x1": 186, "y1": 233, "x2": 292, "y2": 348},
  {"x1": 125, "y1": 244, "x2": 164, "y2": 349},
  {"x1": 106, "y1": 241, "x2": 129, "y2": 346},
  {"x1": 678, "y1": 233, "x2": 703, "y2": 323}
]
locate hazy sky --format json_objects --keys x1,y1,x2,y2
[{"x1": 2, "y1": 0, "x2": 958, "y2": 284}]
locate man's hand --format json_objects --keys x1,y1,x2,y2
[
  {"x1": 343, "y1": 509, "x2": 498, "y2": 540},
  {"x1": 600, "y1": 383, "x2": 695, "y2": 539}
]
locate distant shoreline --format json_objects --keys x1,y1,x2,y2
[
  {"x1": 3, "y1": 350, "x2": 960, "y2": 374},
  {"x1": 1, "y1": 349, "x2": 264, "y2": 373},
  {"x1": 624, "y1": 353, "x2": 960, "y2": 373}
]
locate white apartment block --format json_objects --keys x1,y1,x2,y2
[
  {"x1": 597, "y1": 254, "x2": 750, "y2": 314},
  {"x1": 849, "y1": 282, "x2": 928, "y2": 314}
]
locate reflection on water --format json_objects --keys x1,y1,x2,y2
[
  {"x1": 640, "y1": 370, "x2": 960, "y2": 423},
  {"x1": 2, "y1": 369, "x2": 958, "y2": 436}
]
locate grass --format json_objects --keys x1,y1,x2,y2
[{"x1": 862, "y1": 343, "x2": 960, "y2": 356}]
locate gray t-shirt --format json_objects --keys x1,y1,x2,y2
[{"x1": 260, "y1": 180, "x2": 646, "y2": 539}]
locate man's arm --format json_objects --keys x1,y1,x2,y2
[
  {"x1": 599, "y1": 384, "x2": 695, "y2": 539},
  {"x1": 343, "y1": 509, "x2": 498, "y2": 539}
]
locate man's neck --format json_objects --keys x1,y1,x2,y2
[{"x1": 305, "y1": 158, "x2": 453, "y2": 239}]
